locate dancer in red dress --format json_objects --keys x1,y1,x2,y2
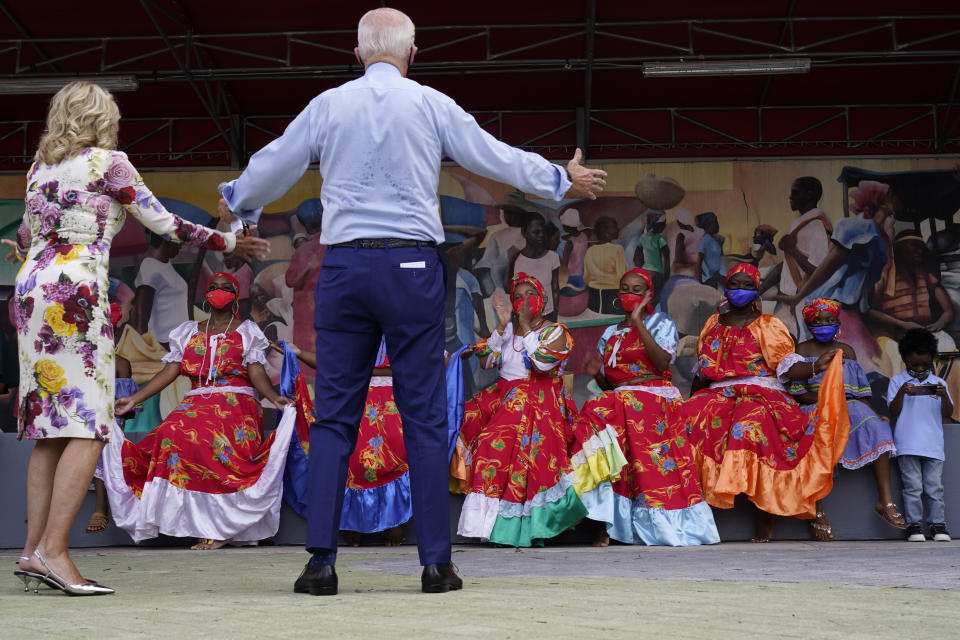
[
  {"x1": 102, "y1": 273, "x2": 295, "y2": 548},
  {"x1": 456, "y1": 272, "x2": 625, "y2": 547},
  {"x1": 679, "y1": 264, "x2": 850, "y2": 541},
  {"x1": 579, "y1": 268, "x2": 719, "y2": 546}
]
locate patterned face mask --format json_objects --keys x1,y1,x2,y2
[{"x1": 512, "y1": 294, "x2": 544, "y2": 317}]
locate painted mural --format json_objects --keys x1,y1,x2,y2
[{"x1": 1, "y1": 157, "x2": 958, "y2": 432}]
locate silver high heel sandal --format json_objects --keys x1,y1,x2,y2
[
  {"x1": 14, "y1": 556, "x2": 52, "y2": 594},
  {"x1": 33, "y1": 550, "x2": 114, "y2": 596}
]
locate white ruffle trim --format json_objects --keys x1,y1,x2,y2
[
  {"x1": 709, "y1": 376, "x2": 785, "y2": 392},
  {"x1": 776, "y1": 352, "x2": 806, "y2": 381},
  {"x1": 457, "y1": 472, "x2": 579, "y2": 540},
  {"x1": 102, "y1": 406, "x2": 297, "y2": 543},
  {"x1": 614, "y1": 384, "x2": 682, "y2": 400}
]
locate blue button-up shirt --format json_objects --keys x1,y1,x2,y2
[
  {"x1": 886, "y1": 369, "x2": 952, "y2": 460},
  {"x1": 221, "y1": 62, "x2": 571, "y2": 244}
]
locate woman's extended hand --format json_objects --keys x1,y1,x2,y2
[
  {"x1": 114, "y1": 396, "x2": 136, "y2": 416},
  {"x1": 231, "y1": 231, "x2": 271, "y2": 261},
  {"x1": 1, "y1": 238, "x2": 20, "y2": 263},
  {"x1": 273, "y1": 396, "x2": 294, "y2": 409},
  {"x1": 492, "y1": 292, "x2": 511, "y2": 329}
]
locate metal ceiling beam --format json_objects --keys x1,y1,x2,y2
[
  {"x1": 581, "y1": 0, "x2": 596, "y2": 161},
  {"x1": 0, "y1": 1, "x2": 59, "y2": 72},
  {"x1": 138, "y1": 0, "x2": 240, "y2": 165}
]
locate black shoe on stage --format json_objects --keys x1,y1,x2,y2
[
  {"x1": 294, "y1": 564, "x2": 338, "y2": 596},
  {"x1": 421, "y1": 563, "x2": 463, "y2": 593}
]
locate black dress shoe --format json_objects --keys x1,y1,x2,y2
[
  {"x1": 421, "y1": 563, "x2": 462, "y2": 593},
  {"x1": 294, "y1": 564, "x2": 338, "y2": 596}
]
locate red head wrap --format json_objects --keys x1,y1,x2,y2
[
  {"x1": 510, "y1": 271, "x2": 545, "y2": 301},
  {"x1": 207, "y1": 271, "x2": 241, "y2": 318},
  {"x1": 510, "y1": 272, "x2": 546, "y2": 317},
  {"x1": 620, "y1": 268, "x2": 655, "y2": 315},
  {"x1": 725, "y1": 263, "x2": 760, "y2": 287},
  {"x1": 802, "y1": 297, "x2": 841, "y2": 325},
  {"x1": 722, "y1": 263, "x2": 762, "y2": 312}
]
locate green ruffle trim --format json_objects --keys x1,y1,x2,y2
[{"x1": 487, "y1": 485, "x2": 588, "y2": 547}]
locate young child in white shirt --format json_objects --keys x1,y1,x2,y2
[{"x1": 887, "y1": 329, "x2": 954, "y2": 542}]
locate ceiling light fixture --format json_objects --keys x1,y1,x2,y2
[
  {"x1": 0, "y1": 75, "x2": 139, "y2": 94},
  {"x1": 642, "y1": 58, "x2": 812, "y2": 78}
]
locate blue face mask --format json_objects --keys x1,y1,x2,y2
[
  {"x1": 809, "y1": 324, "x2": 839, "y2": 343},
  {"x1": 725, "y1": 288, "x2": 758, "y2": 308}
]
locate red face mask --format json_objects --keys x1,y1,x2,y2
[
  {"x1": 512, "y1": 294, "x2": 544, "y2": 317},
  {"x1": 206, "y1": 288, "x2": 237, "y2": 309},
  {"x1": 618, "y1": 293, "x2": 645, "y2": 313}
]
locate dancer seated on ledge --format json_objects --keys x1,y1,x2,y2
[
  {"x1": 456, "y1": 272, "x2": 626, "y2": 547},
  {"x1": 579, "y1": 268, "x2": 720, "y2": 547},
  {"x1": 277, "y1": 339, "x2": 409, "y2": 547},
  {"x1": 788, "y1": 297, "x2": 905, "y2": 540},
  {"x1": 679, "y1": 264, "x2": 850, "y2": 543},
  {"x1": 101, "y1": 272, "x2": 295, "y2": 550}
]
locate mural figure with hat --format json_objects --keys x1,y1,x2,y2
[
  {"x1": 103, "y1": 272, "x2": 296, "y2": 550},
  {"x1": 680, "y1": 264, "x2": 850, "y2": 542},
  {"x1": 789, "y1": 297, "x2": 905, "y2": 540},
  {"x1": 870, "y1": 228, "x2": 958, "y2": 393}
]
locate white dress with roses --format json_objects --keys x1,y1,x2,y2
[{"x1": 14, "y1": 148, "x2": 235, "y2": 441}]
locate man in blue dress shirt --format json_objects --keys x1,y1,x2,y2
[{"x1": 218, "y1": 7, "x2": 607, "y2": 595}]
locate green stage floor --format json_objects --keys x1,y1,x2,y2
[{"x1": 2, "y1": 542, "x2": 959, "y2": 639}]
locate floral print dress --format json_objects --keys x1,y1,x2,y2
[
  {"x1": 456, "y1": 322, "x2": 626, "y2": 547},
  {"x1": 577, "y1": 314, "x2": 719, "y2": 546},
  {"x1": 14, "y1": 148, "x2": 233, "y2": 441},
  {"x1": 678, "y1": 314, "x2": 850, "y2": 518},
  {"x1": 101, "y1": 320, "x2": 298, "y2": 543}
]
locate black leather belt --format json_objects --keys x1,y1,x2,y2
[{"x1": 331, "y1": 238, "x2": 437, "y2": 249}]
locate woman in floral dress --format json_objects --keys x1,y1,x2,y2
[
  {"x1": 103, "y1": 273, "x2": 295, "y2": 549},
  {"x1": 679, "y1": 264, "x2": 850, "y2": 542},
  {"x1": 13, "y1": 82, "x2": 266, "y2": 595},
  {"x1": 579, "y1": 268, "x2": 719, "y2": 546},
  {"x1": 456, "y1": 272, "x2": 625, "y2": 547}
]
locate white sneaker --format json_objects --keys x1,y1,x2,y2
[
  {"x1": 931, "y1": 524, "x2": 951, "y2": 542},
  {"x1": 906, "y1": 524, "x2": 926, "y2": 542}
]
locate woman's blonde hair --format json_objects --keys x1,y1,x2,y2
[{"x1": 35, "y1": 81, "x2": 120, "y2": 165}]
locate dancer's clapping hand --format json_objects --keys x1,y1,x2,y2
[{"x1": 492, "y1": 292, "x2": 511, "y2": 333}]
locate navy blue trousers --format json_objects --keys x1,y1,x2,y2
[{"x1": 307, "y1": 244, "x2": 451, "y2": 565}]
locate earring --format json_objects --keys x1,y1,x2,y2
[
  {"x1": 233, "y1": 299, "x2": 240, "y2": 317},
  {"x1": 202, "y1": 300, "x2": 210, "y2": 313}
]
